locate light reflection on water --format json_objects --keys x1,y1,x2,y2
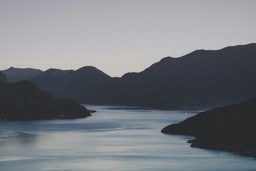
[{"x1": 0, "y1": 105, "x2": 255, "y2": 171}]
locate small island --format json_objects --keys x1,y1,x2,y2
[
  {"x1": 161, "y1": 98, "x2": 256, "y2": 158},
  {"x1": 0, "y1": 72, "x2": 92, "y2": 121}
]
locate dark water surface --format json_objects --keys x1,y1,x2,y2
[{"x1": 0, "y1": 105, "x2": 255, "y2": 171}]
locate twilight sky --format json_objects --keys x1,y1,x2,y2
[{"x1": 1, "y1": 0, "x2": 256, "y2": 76}]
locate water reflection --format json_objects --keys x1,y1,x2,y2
[{"x1": 0, "y1": 132, "x2": 38, "y2": 147}]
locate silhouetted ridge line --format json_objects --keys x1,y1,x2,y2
[
  {"x1": 2, "y1": 67, "x2": 43, "y2": 82},
  {"x1": 27, "y1": 43, "x2": 256, "y2": 108}
]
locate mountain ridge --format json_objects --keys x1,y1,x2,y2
[
  {"x1": 2, "y1": 67, "x2": 43, "y2": 82},
  {"x1": 3, "y1": 43, "x2": 256, "y2": 109}
]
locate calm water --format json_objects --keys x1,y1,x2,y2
[{"x1": 0, "y1": 105, "x2": 255, "y2": 171}]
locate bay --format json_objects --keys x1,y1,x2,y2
[{"x1": 0, "y1": 105, "x2": 255, "y2": 171}]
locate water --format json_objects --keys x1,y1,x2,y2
[{"x1": 0, "y1": 105, "x2": 255, "y2": 171}]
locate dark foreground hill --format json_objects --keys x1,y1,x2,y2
[
  {"x1": 161, "y1": 98, "x2": 256, "y2": 158},
  {"x1": 2, "y1": 67, "x2": 42, "y2": 82},
  {"x1": 30, "y1": 43, "x2": 256, "y2": 109},
  {"x1": 0, "y1": 72, "x2": 91, "y2": 121}
]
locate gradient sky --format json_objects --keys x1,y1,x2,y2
[{"x1": 1, "y1": 0, "x2": 256, "y2": 76}]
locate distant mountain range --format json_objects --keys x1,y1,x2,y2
[
  {"x1": 2, "y1": 67, "x2": 42, "y2": 82},
  {"x1": 161, "y1": 97, "x2": 256, "y2": 158},
  {"x1": 3, "y1": 43, "x2": 256, "y2": 109},
  {"x1": 0, "y1": 72, "x2": 91, "y2": 121}
]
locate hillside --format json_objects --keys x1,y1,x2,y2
[
  {"x1": 161, "y1": 98, "x2": 256, "y2": 157},
  {"x1": 31, "y1": 66, "x2": 113, "y2": 104},
  {"x1": 0, "y1": 72, "x2": 91, "y2": 121},
  {"x1": 115, "y1": 43, "x2": 256, "y2": 108}
]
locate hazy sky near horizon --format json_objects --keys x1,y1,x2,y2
[{"x1": 1, "y1": 0, "x2": 256, "y2": 76}]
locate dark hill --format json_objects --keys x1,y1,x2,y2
[
  {"x1": 30, "y1": 68, "x2": 75, "y2": 99},
  {"x1": 2, "y1": 67, "x2": 42, "y2": 82},
  {"x1": 31, "y1": 66, "x2": 113, "y2": 104},
  {"x1": 161, "y1": 97, "x2": 256, "y2": 158},
  {"x1": 115, "y1": 43, "x2": 256, "y2": 108},
  {"x1": 0, "y1": 72, "x2": 91, "y2": 121}
]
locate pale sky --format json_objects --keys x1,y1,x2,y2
[{"x1": 1, "y1": 0, "x2": 256, "y2": 76}]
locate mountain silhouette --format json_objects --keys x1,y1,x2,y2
[
  {"x1": 117, "y1": 43, "x2": 256, "y2": 108},
  {"x1": 31, "y1": 66, "x2": 113, "y2": 104},
  {"x1": 161, "y1": 97, "x2": 256, "y2": 157},
  {"x1": 30, "y1": 43, "x2": 256, "y2": 108},
  {"x1": 0, "y1": 72, "x2": 91, "y2": 121},
  {"x1": 2, "y1": 67, "x2": 42, "y2": 82}
]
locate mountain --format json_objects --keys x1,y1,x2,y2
[
  {"x1": 2, "y1": 67, "x2": 43, "y2": 82},
  {"x1": 0, "y1": 72, "x2": 91, "y2": 121},
  {"x1": 115, "y1": 43, "x2": 256, "y2": 108},
  {"x1": 161, "y1": 97, "x2": 256, "y2": 157},
  {"x1": 31, "y1": 66, "x2": 113, "y2": 104},
  {"x1": 31, "y1": 43, "x2": 256, "y2": 108}
]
